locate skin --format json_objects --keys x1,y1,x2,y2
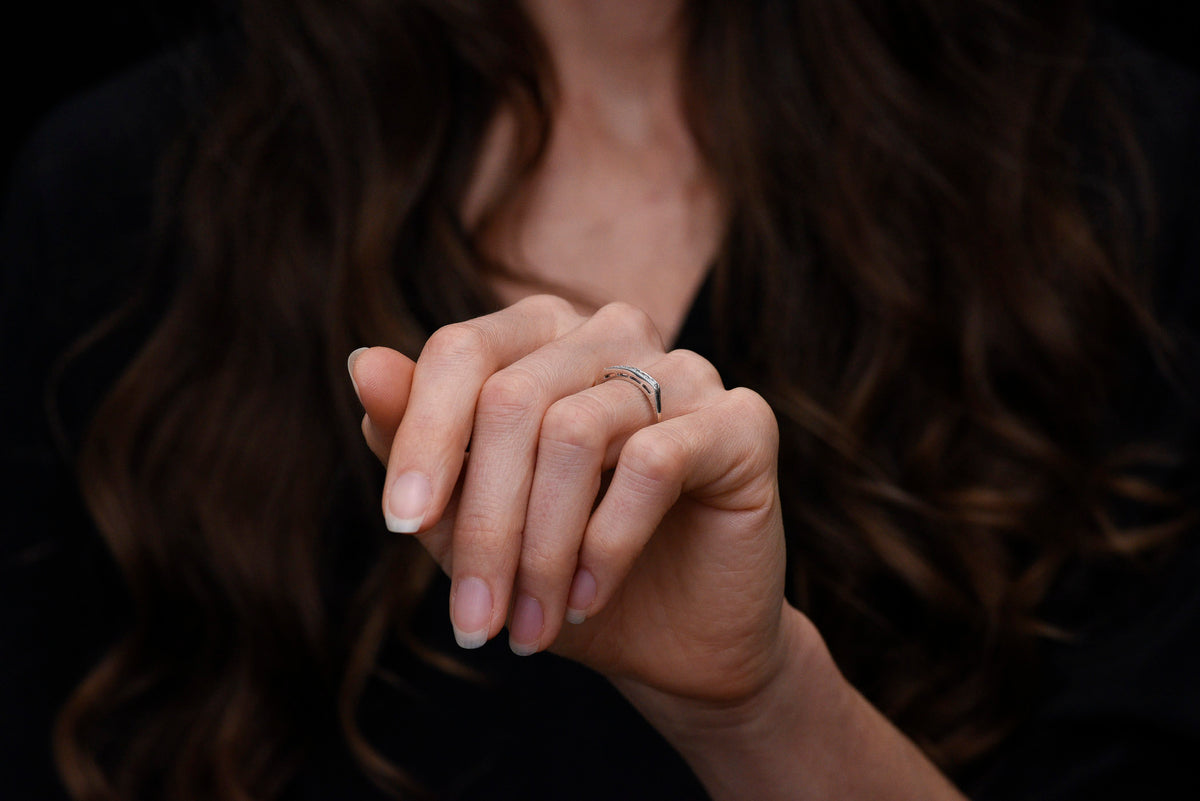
[
  {"x1": 347, "y1": 1, "x2": 969, "y2": 797},
  {"x1": 466, "y1": 0, "x2": 722, "y2": 344}
]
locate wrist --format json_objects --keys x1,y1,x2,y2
[
  {"x1": 613, "y1": 605, "x2": 965, "y2": 801},
  {"x1": 613, "y1": 604, "x2": 831, "y2": 740},
  {"x1": 613, "y1": 606, "x2": 847, "y2": 797}
]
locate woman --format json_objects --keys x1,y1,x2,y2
[{"x1": 3, "y1": 0, "x2": 1199, "y2": 798}]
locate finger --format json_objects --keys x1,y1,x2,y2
[
  {"x1": 382, "y1": 294, "x2": 583, "y2": 535},
  {"x1": 566, "y1": 387, "x2": 780, "y2": 625},
  {"x1": 510, "y1": 350, "x2": 724, "y2": 655},
  {"x1": 361, "y1": 415, "x2": 388, "y2": 465},
  {"x1": 449, "y1": 302, "x2": 666, "y2": 650},
  {"x1": 349, "y1": 346, "x2": 416, "y2": 464},
  {"x1": 412, "y1": 482, "x2": 461, "y2": 571}
]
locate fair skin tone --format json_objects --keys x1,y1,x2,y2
[
  {"x1": 348, "y1": 1, "x2": 968, "y2": 797},
  {"x1": 464, "y1": 0, "x2": 721, "y2": 343}
]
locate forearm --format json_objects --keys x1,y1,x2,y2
[{"x1": 616, "y1": 606, "x2": 967, "y2": 801}]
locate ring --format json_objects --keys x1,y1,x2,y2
[{"x1": 596, "y1": 365, "x2": 662, "y2": 422}]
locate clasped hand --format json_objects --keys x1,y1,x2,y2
[{"x1": 349, "y1": 295, "x2": 796, "y2": 706}]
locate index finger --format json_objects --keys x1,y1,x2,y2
[{"x1": 382, "y1": 294, "x2": 583, "y2": 533}]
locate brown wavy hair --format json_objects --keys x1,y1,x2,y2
[{"x1": 55, "y1": 0, "x2": 1191, "y2": 797}]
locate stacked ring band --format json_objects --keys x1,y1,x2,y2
[{"x1": 596, "y1": 365, "x2": 662, "y2": 422}]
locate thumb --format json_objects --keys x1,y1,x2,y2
[{"x1": 348, "y1": 346, "x2": 416, "y2": 464}]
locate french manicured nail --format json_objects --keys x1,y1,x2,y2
[
  {"x1": 384, "y1": 472, "x2": 430, "y2": 533},
  {"x1": 509, "y1": 595, "x2": 543, "y2": 656},
  {"x1": 565, "y1": 568, "x2": 596, "y2": 624},
  {"x1": 452, "y1": 576, "x2": 493, "y2": 649},
  {"x1": 346, "y1": 347, "x2": 368, "y2": 398}
]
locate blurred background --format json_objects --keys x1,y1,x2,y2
[{"x1": 4, "y1": 1, "x2": 1197, "y2": 193}]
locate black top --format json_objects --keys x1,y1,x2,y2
[{"x1": 3, "y1": 29, "x2": 1199, "y2": 801}]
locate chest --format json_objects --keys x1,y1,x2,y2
[{"x1": 468, "y1": 111, "x2": 725, "y2": 344}]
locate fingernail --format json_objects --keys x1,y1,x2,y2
[
  {"x1": 509, "y1": 594, "x2": 543, "y2": 656},
  {"x1": 384, "y1": 472, "x2": 430, "y2": 533},
  {"x1": 347, "y1": 347, "x2": 368, "y2": 398},
  {"x1": 565, "y1": 568, "x2": 596, "y2": 624},
  {"x1": 452, "y1": 576, "x2": 493, "y2": 649}
]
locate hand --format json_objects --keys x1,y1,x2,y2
[
  {"x1": 349, "y1": 297, "x2": 968, "y2": 801},
  {"x1": 349, "y1": 294, "x2": 790, "y2": 705}
]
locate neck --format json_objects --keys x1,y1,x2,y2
[{"x1": 520, "y1": 0, "x2": 690, "y2": 147}]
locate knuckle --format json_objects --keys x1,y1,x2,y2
[
  {"x1": 453, "y1": 511, "x2": 514, "y2": 559},
  {"x1": 585, "y1": 526, "x2": 642, "y2": 575},
  {"x1": 722, "y1": 389, "x2": 781, "y2": 482},
  {"x1": 667, "y1": 348, "x2": 724, "y2": 388},
  {"x1": 477, "y1": 368, "x2": 542, "y2": 422},
  {"x1": 540, "y1": 396, "x2": 609, "y2": 455},
  {"x1": 422, "y1": 322, "x2": 490, "y2": 364},
  {"x1": 520, "y1": 293, "x2": 576, "y2": 319},
  {"x1": 726, "y1": 387, "x2": 779, "y2": 445},
  {"x1": 595, "y1": 302, "x2": 661, "y2": 346},
  {"x1": 621, "y1": 428, "x2": 689, "y2": 489},
  {"x1": 519, "y1": 540, "x2": 568, "y2": 584}
]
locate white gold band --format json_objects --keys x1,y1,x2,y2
[{"x1": 596, "y1": 365, "x2": 662, "y2": 422}]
